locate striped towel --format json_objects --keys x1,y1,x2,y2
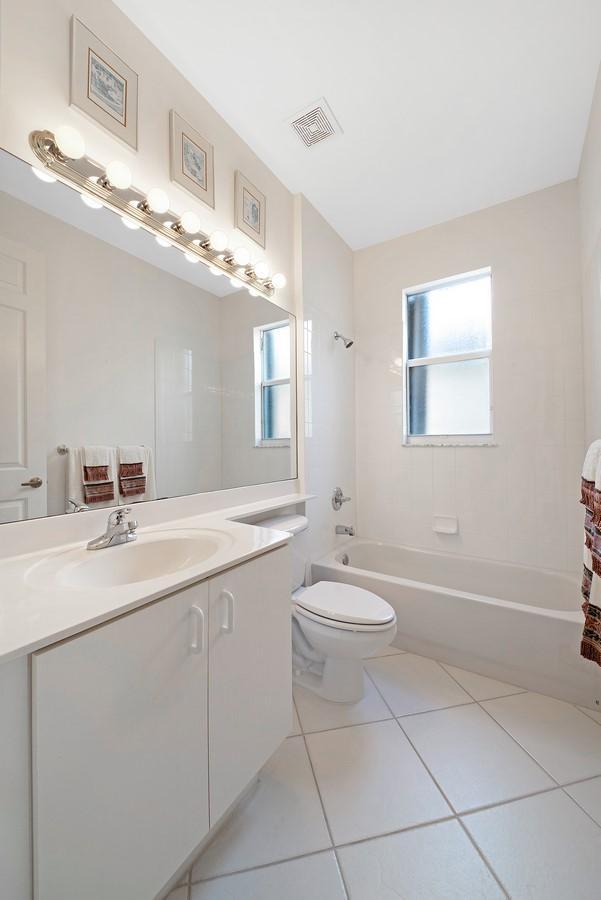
[
  {"x1": 118, "y1": 446, "x2": 147, "y2": 499},
  {"x1": 580, "y1": 440, "x2": 601, "y2": 665},
  {"x1": 82, "y1": 446, "x2": 115, "y2": 505}
]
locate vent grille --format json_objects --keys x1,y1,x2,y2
[{"x1": 289, "y1": 98, "x2": 342, "y2": 148}]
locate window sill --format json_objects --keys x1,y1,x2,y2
[
  {"x1": 255, "y1": 440, "x2": 291, "y2": 449},
  {"x1": 403, "y1": 436, "x2": 497, "y2": 448}
]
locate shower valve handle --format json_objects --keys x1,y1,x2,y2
[{"x1": 332, "y1": 487, "x2": 351, "y2": 511}]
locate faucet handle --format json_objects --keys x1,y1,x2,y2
[
  {"x1": 127, "y1": 519, "x2": 138, "y2": 533},
  {"x1": 332, "y1": 487, "x2": 351, "y2": 511},
  {"x1": 108, "y1": 507, "x2": 132, "y2": 526}
]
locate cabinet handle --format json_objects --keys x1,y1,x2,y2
[
  {"x1": 220, "y1": 590, "x2": 235, "y2": 635},
  {"x1": 190, "y1": 604, "x2": 206, "y2": 654}
]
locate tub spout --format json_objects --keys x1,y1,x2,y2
[{"x1": 335, "y1": 524, "x2": 355, "y2": 536}]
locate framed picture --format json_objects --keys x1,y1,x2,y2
[
  {"x1": 169, "y1": 111, "x2": 215, "y2": 208},
  {"x1": 70, "y1": 17, "x2": 138, "y2": 150},
  {"x1": 235, "y1": 171, "x2": 266, "y2": 249}
]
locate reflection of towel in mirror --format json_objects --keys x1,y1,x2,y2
[
  {"x1": 581, "y1": 440, "x2": 601, "y2": 666},
  {"x1": 117, "y1": 446, "x2": 156, "y2": 503},
  {"x1": 66, "y1": 446, "x2": 117, "y2": 510}
]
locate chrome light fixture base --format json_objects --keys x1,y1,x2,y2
[{"x1": 29, "y1": 129, "x2": 276, "y2": 300}]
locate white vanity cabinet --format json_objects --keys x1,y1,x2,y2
[
  {"x1": 32, "y1": 580, "x2": 210, "y2": 900},
  {"x1": 30, "y1": 544, "x2": 290, "y2": 900}
]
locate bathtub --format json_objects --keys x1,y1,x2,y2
[{"x1": 312, "y1": 539, "x2": 601, "y2": 708}]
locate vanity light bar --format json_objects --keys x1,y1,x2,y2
[{"x1": 28, "y1": 129, "x2": 282, "y2": 300}]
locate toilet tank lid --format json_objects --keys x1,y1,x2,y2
[{"x1": 257, "y1": 514, "x2": 308, "y2": 535}]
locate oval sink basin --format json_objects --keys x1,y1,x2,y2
[{"x1": 26, "y1": 529, "x2": 233, "y2": 590}]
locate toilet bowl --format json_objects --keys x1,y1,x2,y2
[
  {"x1": 258, "y1": 512, "x2": 397, "y2": 703},
  {"x1": 292, "y1": 582, "x2": 397, "y2": 702}
]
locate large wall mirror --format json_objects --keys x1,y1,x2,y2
[{"x1": 0, "y1": 149, "x2": 297, "y2": 524}]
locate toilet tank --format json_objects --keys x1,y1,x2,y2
[{"x1": 255, "y1": 514, "x2": 308, "y2": 592}]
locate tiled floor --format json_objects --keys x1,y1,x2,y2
[{"x1": 170, "y1": 648, "x2": 601, "y2": 899}]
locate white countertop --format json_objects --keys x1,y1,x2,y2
[{"x1": 0, "y1": 496, "x2": 312, "y2": 664}]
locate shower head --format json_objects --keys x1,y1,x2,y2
[{"x1": 334, "y1": 331, "x2": 354, "y2": 349}]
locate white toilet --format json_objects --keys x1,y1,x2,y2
[{"x1": 260, "y1": 513, "x2": 397, "y2": 703}]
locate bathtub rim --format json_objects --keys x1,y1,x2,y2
[{"x1": 314, "y1": 537, "x2": 582, "y2": 623}]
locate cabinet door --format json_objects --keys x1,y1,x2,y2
[
  {"x1": 208, "y1": 546, "x2": 291, "y2": 823},
  {"x1": 32, "y1": 583, "x2": 210, "y2": 900}
]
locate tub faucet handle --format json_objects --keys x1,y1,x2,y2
[{"x1": 332, "y1": 487, "x2": 351, "y2": 511}]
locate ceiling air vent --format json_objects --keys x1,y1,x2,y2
[{"x1": 289, "y1": 98, "x2": 342, "y2": 148}]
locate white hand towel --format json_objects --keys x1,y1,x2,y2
[
  {"x1": 83, "y1": 445, "x2": 113, "y2": 472},
  {"x1": 117, "y1": 445, "x2": 156, "y2": 504},
  {"x1": 118, "y1": 445, "x2": 144, "y2": 465}
]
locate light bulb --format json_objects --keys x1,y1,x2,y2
[
  {"x1": 155, "y1": 236, "x2": 171, "y2": 248},
  {"x1": 253, "y1": 260, "x2": 270, "y2": 280},
  {"x1": 209, "y1": 230, "x2": 228, "y2": 252},
  {"x1": 184, "y1": 251, "x2": 199, "y2": 264},
  {"x1": 31, "y1": 166, "x2": 57, "y2": 183},
  {"x1": 233, "y1": 246, "x2": 250, "y2": 267},
  {"x1": 209, "y1": 265, "x2": 222, "y2": 276},
  {"x1": 105, "y1": 161, "x2": 132, "y2": 190},
  {"x1": 121, "y1": 216, "x2": 140, "y2": 230},
  {"x1": 179, "y1": 211, "x2": 201, "y2": 234},
  {"x1": 146, "y1": 187, "x2": 169, "y2": 213},
  {"x1": 272, "y1": 272, "x2": 287, "y2": 289},
  {"x1": 81, "y1": 193, "x2": 102, "y2": 209},
  {"x1": 55, "y1": 125, "x2": 85, "y2": 159},
  {"x1": 230, "y1": 277, "x2": 243, "y2": 288}
]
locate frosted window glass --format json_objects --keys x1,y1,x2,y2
[
  {"x1": 409, "y1": 357, "x2": 490, "y2": 435},
  {"x1": 262, "y1": 383, "x2": 291, "y2": 440},
  {"x1": 263, "y1": 325, "x2": 290, "y2": 380},
  {"x1": 407, "y1": 274, "x2": 491, "y2": 359}
]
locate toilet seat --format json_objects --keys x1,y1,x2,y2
[{"x1": 294, "y1": 581, "x2": 396, "y2": 632}]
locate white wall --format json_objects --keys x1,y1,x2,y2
[
  {"x1": 0, "y1": 0, "x2": 295, "y2": 317},
  {"x1": 354, "y1": 181, "x2": 584, "y2": 574},
  {"x1": 296, "y1": 198, "x2": 356, "y2": 569},
  {"x1": 578, "y1": 63, "x2": 601, "y2": 445}
]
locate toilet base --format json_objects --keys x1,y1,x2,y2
[{"x1": 293, "y1": 657, "x2": 365, "y2": 703}]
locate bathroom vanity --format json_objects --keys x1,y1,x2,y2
[
  {"x1": 0, "y1": 511, "x2": 295, "y2": 899},
  {"x1": 0, "y1": 137, "x2": 305, "y2": 898}
]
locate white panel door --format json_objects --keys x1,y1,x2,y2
[
  {"x1": 0, "y1": 235, "x2": 46, "y2": 522},
  {"x1": 208, "y1": 546, "x2": 292, "y2": 823},
  {"x1": 32, "y1": 583, "x2": 210, "y2": 900}
]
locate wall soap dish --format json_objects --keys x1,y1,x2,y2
[{"x1": 432, "y1": 515, "x2": 458, "y2": 535}]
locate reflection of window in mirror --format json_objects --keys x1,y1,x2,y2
[{"x1": 253, "y1": 321, "x2": 291, "y2": 447}]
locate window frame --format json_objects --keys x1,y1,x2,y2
[
  {"x1": 401, "y1": 267, "x2": 494, "y2": 447},
  {"x1": 253, "y1": 319, "x2": 292, "y2": 448}
]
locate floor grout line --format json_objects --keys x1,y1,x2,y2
[
  {"x1": 456, "y1": 816, "x2": 512, "y2": 899},
  {"x1": 300, "y1": 732, "x2": 351, "y2": 899},
  {"x1": 559, "y1": 783, "x2": 601, "y2": 830}
]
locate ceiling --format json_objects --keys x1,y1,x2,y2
[{"x1": 115, "y1": 0, "x2": 601, "y2": 250}]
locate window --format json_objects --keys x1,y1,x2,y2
[
  {"x1": 403, "y1": 268, "x2": 492, "y2": 444},
  {"x1": 254, "y1": 320, "x2": 291, "y2": 447}
]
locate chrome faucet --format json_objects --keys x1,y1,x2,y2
[
  {"x1": 335, "y1": 524, "x2": 355, "y2": 536},
  {"x1": 87, "y1": 508, "x2": 138, "y2": 551},
  {"x1": 66, "y1": 497, "x2": 89, "y2": 513}
]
